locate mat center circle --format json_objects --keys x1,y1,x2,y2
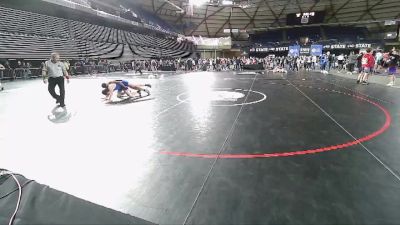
[
  {"x1": 177, "y1": 88, "x2": 267, "y2": 107},
  {"x1": 208, "y1": 91, "x2": 245, "y2": 102}
]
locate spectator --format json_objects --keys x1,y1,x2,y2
[
  {"x1": 347, "y1": 52, "x2": 357, "y2": 73},
  {"x1": 357, "y1": 48, "x2": 375, "y2": 85},
  {"x1": 326, "y1": 51, "x2": 333, "y2": 71},
  {"x1": 0, "y1": 63, "x2": 5, "y2": 79},
  {"x1": 134, "y1": 61, "x2": 143, "y2": 75},
  {"x1": 375, "y1": 49, "x2": 383, "y2": 71},
  {"x1": 64, "y1": 60, "x2": 71, "y2": 75},
  {"x1": 186, "y1": 58, "x2": 193, "y2": 71},
  {"x1": 386, "y1": 49, "x2": 399, "y2": 86},
  {"x1": 26, "y1": 62, "x2": 32, "y2": 78},
  {"x1": 356, "y1": 52, "x2": 364, "y2": 73},
  {"x1": 5, "y1": 61, "x2": 11, "y2": 70},
  {"x1": 21, "y1": 62, "x2": 28, "y2": 78},
  {"x1": 312, "y1": 55, "x2": 317, "y2": 70},
  {"x1": 337, "y1": 54, "x2": 345, "y2": 71}
]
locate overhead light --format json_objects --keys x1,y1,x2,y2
[
  {"x1": 189, "y1": 0, "x2": 209, "y2": 6},
  {"x1": 222, "y1": 0, "x2": 233, "y2": 5}
]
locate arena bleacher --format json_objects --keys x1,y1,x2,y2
[{"x1": 0, "y1": 5, "x2": 194, "y2": 61}]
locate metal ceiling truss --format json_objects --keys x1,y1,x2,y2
[
  {"x1": 155, "y1": 2, "x2": 168, "y2": 13},
  {"x1": 204, "y1": 5, "x2": 211, "y2": 36},
  {"x1": 264, "y1": 0, "x2": 282, "y2": 27},
  {"x1": 269, "y1": 0, "x2": 289, "y2": 27},
  {"x1": 294, "y1": 0, "x2": 303, "y2": 14},
  {"x1": 189, "y1": 6, "x2": 226, "y2": 35},
  {"x1": 325, "y1": 0, "x2": 352, "y2": 23},
  {"x1": 244, "y1": 0, "x2": 263, "y2": 29},
  {"x1": 137, "y1": 0, "x2": 400, "y2": 37},
  {"x1": 214, "y1": 16, "x2": 230, "y2": 36},
  {"x1": 356, "y1": 0, "x2": 385, "y2": 21},
  {"x1": 357, "y1": 0, "x2": 386, "y2": 32}
]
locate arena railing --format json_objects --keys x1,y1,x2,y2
[
  {"x1": 70, "y1": 64, "x2": 128, "y2": 75},
  {"x1": 0, "y1": 69, "x2": 15, "y2": 80},
  {"x1": 29, "y1": 68, "x2": 43, "y2": 78},
  {"x1": 3, "y1": 64, "x2": 144, "y2": 80},
  {"x1": 13, "y1": 68, "x2": 42, "y2": 79}
]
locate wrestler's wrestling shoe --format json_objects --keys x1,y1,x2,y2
[{"x1": 145, "y1": 84, "x2": 152, "y2": 88}]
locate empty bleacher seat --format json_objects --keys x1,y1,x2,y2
[{"x1": 0, "y1": 6, "x2": 194, "y2": 60}]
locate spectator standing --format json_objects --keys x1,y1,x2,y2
[
  {"x1": 22, "y1": 62, "x2": 29, "y2": 79},
  {"x1": 151, "y1": 60, "x2": 157, "y2": 71},
  {"x1": 375, "y1": 50, "x2": 383, "y2": 71},
  {"x1": 386, "y1": 49, "x2": 399, "y2": 86},
  {"x1": 64, "y1": 60, "x2": 70, "y2": 75},
  {"x1": 312, "y1": 55, "x2": 317, "y2": 70},
  {"x1": 357, "y1": 48, "x2": 375, "y2": 85},
  {"x1": 235, "y1": 57, "x2": 241, "y2": 71},
  {"x1": 186, "y1": 58, "x2": 193, "y2": 71},
  {"x1": 135, "y1": 61, "x2": 143, "y2": 75},
  {"x1": 3, "y1": 61, "x2": 12, "y2": 79},
  {"x1": 347, "y1": 52, "x2": 357, "y2": 73},
  {"x1": 326, "y1": 52, "x2": 332, "y2": 71},
  {"x1": 356, "y1": 52, "x2": 363, "y2": 73},
  {"x1": 26, "y1": 62, "x2": 32, "y2": 78},
  {"x1": 0, "y1": 63, "x2": 5, "y2": 79},
  {"x1": 305, "y1": 56, "x2": 312, "y2": 71},
  {"x1": 337, "y1": 54, "x2": 345, "y2": 71},
  {"x1": 5, "y1": 61, "x2": 11, "y2": 70}
]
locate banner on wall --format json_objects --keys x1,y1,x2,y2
[
  {"x1": 300, "y1": 47, "x2": 310, "y2": 55},
  {"x1": 310, "y1": 45, "x2": 323, "y2": 56},
  {"x1": 184, "y1": 36, "x2": 231, "y2": 49},
  {"x1": 250, "y1": 43, "x2": 374, "y2": 53},
  {"x1": 288, "y1": 45, "x2": 300, "y2": 56}
]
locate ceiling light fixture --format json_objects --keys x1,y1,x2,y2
[{"x1": 189, "y1": 0, "x2": 209, "y2": 7}]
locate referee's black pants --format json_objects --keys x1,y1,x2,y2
[{"x1": 48, "y1": 76, "x2": 65, "y2": 106}]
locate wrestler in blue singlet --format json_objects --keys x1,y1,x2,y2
[{"x1": 114, "y1": 80, "x2": 129, "y2": 92}]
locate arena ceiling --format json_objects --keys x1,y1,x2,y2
[{"x1": 105, "y1": 0, "x2": 400, "y2": 37}]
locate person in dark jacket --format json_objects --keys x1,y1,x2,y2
[
  {"x1": 386, "y1": 49, "x2": 399, "y2": 86},
  {"x1": 347, "y1": 52, "x2": 357, "y2": 73}
]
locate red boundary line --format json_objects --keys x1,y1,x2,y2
[{"x1": 160, "y1": 92, "x2": 392, "y2": 159}]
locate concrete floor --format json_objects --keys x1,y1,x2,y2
[{"x1": 1, "y1": 71, "x2": 400, "y2": 224}]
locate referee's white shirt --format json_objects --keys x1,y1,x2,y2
[{"x1": 44, "y1": 60, "x2": 66, "y2": 78}]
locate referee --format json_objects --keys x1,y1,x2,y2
[{"x1": 42, "y1": 53, "x2": 70, "y2": 107}]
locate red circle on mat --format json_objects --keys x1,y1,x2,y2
[{"x1": 160, "y1": 91, "x2": 392, "y2": 159}]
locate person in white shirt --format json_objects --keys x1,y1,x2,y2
[
  {"x1": 337, "y1": 54, "x2": 345, "y2": 71},
  {"x1": 375, "y1": 50, "x2": 383, "y2": 71},
  {"x1": 0, "y1": 63, "x2": 4, "y2": 91},
  {"x1": 306, "y1": 56, "x2": 312, "y2": 71},
  {"x1": 312, "y1": 55, "x2": 317, "y2": 70},
  {"x1": 42, "y1": 53, "x2": 70, "y2": 107}
]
